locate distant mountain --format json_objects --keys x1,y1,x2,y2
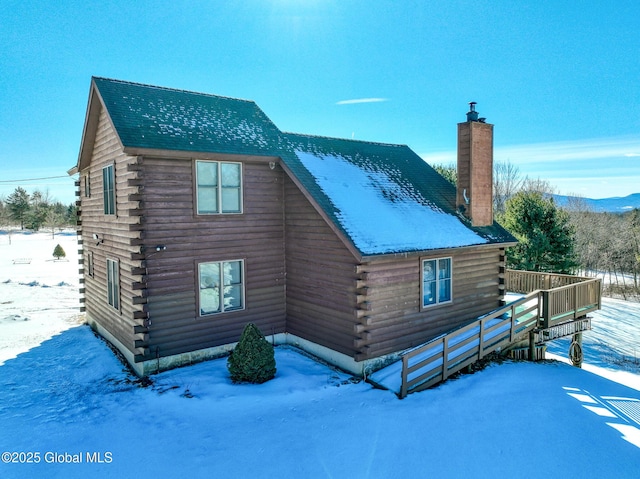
[{"x1": 552, "y1": 193, "x2": 640, "y2": 213}]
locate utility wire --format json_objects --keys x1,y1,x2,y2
[{"x1": 0, "y1": 175, "x2": 74, "y2": 183}]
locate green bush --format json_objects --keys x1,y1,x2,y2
[
  {"x1": 227, "y1": 323, "x2": 276, "y2": 384},
  {"x1": 53, "y1": 244, "x2": 66, "y2": 260}
]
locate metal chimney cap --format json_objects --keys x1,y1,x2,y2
[{"x1": 466, "y1": 101, "x2": 479, "y2": 122}]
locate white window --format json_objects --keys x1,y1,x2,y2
[
  {"x1": 102, "y1": 165, "x2": 115, "y2": 215},
  {"x1": 84, "y1": 173, "x2": 91, "y2": 197},
  {"x1": 199, "y1": 260, "x2": 245, "y2": 315},
  {"x1": 196, "y1": 161, "x2": 242, "y2": 214},
  {"x1": 107, "y1": 258, "x2": 120, "y2": 310},
  {"x1": 422, "y1": 257, "x2": 452, "y2": 307}
]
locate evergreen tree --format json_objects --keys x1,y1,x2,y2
[
  {"x1": 499, "y1": 191, "x2": 578, "y2": 273},
  {"x1": 65, "y1": 203, "x2": 78, "y2": 226},
  {"x1": 23, "y1": 189, "x2": 49, "y2": 231},
  {"x1": 6, "y1": 187, "x2": 30, "y2": 230},
  {"x1": 227, "y1": 323, "x2": 276, "y2": 384},
  {"x1": 53, "y1": 244, "x2": 66, "y2": 260}
]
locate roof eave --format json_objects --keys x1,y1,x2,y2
[
  {"x1": 74, "y1": 78, "x2": 101, "y2": 173},
  {"x1": 122, "y1": 146, "x2": 280, "y2": 163},
  {"x1": 359, "y1": 240, "x2": 519, "y2": 263},
  {"x1": 75, "y1": 78, "x2": 128, "y2": 173}
]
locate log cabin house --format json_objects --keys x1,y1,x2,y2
[{"x1": 69, "y1": 78, "x2": 516, "y2": 377}]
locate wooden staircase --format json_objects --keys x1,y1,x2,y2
[{"x1": 398, "y1": 270, "x2": 601, "y2": 399}]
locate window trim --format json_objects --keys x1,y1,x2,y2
[
  {"x1": 106, "y1": 257, "x2": 120, "y2": 311},
  {"x1": 195, "y1": 160, "x2": 243, "y2": 215},
  {"x1": 197, "y1": 259, "x2": 246, "y2": 317},
  {"x1": 420, "y1": 256, "x2": 453, "y2": 309},
  {"x1": 102, "y1": 164, "x2": 116, "y2": 215}
]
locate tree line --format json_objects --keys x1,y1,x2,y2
[
  {"x1": 0, "y1": 186, "x2": 77, "y2": 234},
  {"x1": 568, "y1": 199, "x2": 640, "y2": 299},
  {"x1": 434, "y1": 161, "x2": 640, "y2": 300}
]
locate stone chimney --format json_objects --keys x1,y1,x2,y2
[{"x1": 457, "y1": 102, "x2": 493, "y2": 227}]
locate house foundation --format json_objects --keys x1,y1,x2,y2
[{"x1": 86, "y1": 313, "x2": 399, "y2": 378}]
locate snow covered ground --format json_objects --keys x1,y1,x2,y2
[{"x1": 1, "y1": 232, "x2": 640, "y2": 478}]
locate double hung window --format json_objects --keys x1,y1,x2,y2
[
  {"x1": 103, "y1": 165, "x2": 115, "y2": 215},
  {"x1": 106, "y1": 258, "x2": 120, "y2": 310},
  {"x1": 422, "y1": 257, "x2": 452, "y2": 307},
  {"x1": 196, "y1": 161, "x2": 242, "y2": 214},
  {"x1": 199, "y1": 260, "x2": 245, "y2": 315}
]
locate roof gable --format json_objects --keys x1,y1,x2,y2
[{"x1": 92, "y1": 77, "x2": 283, "y2": 156}]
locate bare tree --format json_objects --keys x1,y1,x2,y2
[
  {"x1": 44, "y1": 208, "x2": 65, "y2": 239},
  {"x1": 564, "y1": 195, "x2": 597, "y2": 276},
  {"x1": 521, "y1": 177, "x2": 556, "y2": 195},
  {"x1": 493, "y1": 160, "x2": 523, "y2": 215}
]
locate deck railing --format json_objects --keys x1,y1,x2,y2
[
  {"x1": 540, "y1": 277, "x2": 602, "y2": 328},
  {"x1": 505, "y1": 269, "x2": 590, "y2": 294},
  {"x1": 399, "y1": 270, "x2": 602, "y2": 398},
  {"x1": 399, "y1": 292, "x2": 540, "y2": 399}
]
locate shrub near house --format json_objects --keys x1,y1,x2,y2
[{"x1": 227, "y1": 323, "x2": 276, "y2": 384}]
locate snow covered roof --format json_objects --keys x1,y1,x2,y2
[
  {"x1": 91, "y1": 77, "x2": 283, "y2": 156},
  {"x1": 280, "y1": 134, "x2": 515, "y2": 257},
  {"x1": 78, "y1": 78, "x2": 515, "y2": 257}
]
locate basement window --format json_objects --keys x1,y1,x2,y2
[
  {"x1": 198, "y1": 260, "x2": 245, "y2": 315},
  {"x1": 196, "y1": 161, "x2": 242, "y2": 214},
  {"x1": 421, "y1": 257, "x2": 452, "y2": 307}
]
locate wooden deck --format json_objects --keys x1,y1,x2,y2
[{"x1": 399, "y1": 270, "x2": 602, "y2": 398}]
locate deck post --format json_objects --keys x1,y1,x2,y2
[
  {"x1": 569, "y1": 332, "x2": 583, "y2": 368},
  {"x1": 528, "y1": 331, "x2": 536, "y2": 362},
  {"x1": 442, "y1": 336, "x2": 449, "y2": 381},
  {"x1": 541, "y1": 290, "x2": 551, "y2": 328}
]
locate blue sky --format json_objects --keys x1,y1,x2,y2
[{"x1": 1, "y1": 0, "x2": 639, "y2": 204}]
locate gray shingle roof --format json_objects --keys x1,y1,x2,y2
[{"x1": 93, "y1": 77, "x2": 283, "y2": 156}]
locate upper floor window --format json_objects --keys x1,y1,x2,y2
[
  {"x1": 198, "y1": 259, "x2": 245, "y2": 315},
  {"x1": 84, "y1": 172, "x2": 91, "y2": 197},
  {"x1": 103, "y1": 165, "x2": 115, "y2": 215},
  {"x1": 196, "y1": 161, "x2": 242, "y2": 214},
  {"x1": 422, "y1": 257, "x2": 452, "y2": 307}
]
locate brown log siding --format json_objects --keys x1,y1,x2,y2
[
  {"x1": 140, "y1": 157, "x2": 287, "y2": 360},
  {"x1": 81, "y1": 107, "x2": 287, "y2": 361},
  {"x1": 80, "y1": 107, "x2": 143, "y2": 354},
  {"x1": 283, "y1": 176, "x2": 360, "y2": 358},
  {"x1": 357, "y1": 247, "x2": 504, "y2": 359}
]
